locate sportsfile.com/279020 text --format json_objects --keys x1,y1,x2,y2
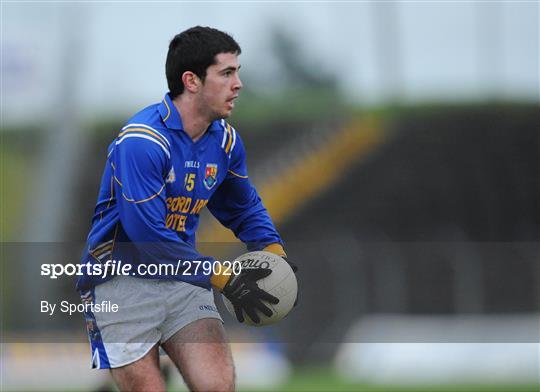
[{"x1": 40, "y1": 260, "x2": 242, "y2": 279}]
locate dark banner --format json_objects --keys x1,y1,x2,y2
[{"x1": 1, "y1": 241, "x2": 538, "y2": 345}]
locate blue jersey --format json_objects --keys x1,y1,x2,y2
[{"x1": 76, "y1": 93, "x2": 282, "y2": 291}]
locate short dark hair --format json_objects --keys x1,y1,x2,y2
[{"x1": 166, "y1": 26, "x2": 241, "y2": 99}]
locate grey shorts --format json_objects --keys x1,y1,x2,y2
[{"x1": 82, "y1": 276, "x2": 222, "y2": 369}]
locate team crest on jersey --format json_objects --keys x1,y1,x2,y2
[
  {"x1": 166, "y1": 166, "x2": 176, "y2": 184},
  {"x1": 203, "y1": 163, "x2": 218, "y2": 190}
]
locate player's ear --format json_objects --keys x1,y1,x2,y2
[{"x1": 182, "y1": 71, "x2": 201, "y2": 93}]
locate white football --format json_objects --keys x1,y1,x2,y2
[{"x1": 222, "y1": 251, "x2": 297, "y2": 326}]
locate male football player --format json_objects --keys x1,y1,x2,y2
[{"x1": 77, "y1": 26, "x2": 296, "y2": 391}]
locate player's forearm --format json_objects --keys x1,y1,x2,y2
[{"x1": 233, "y1": 208, "x2": 284, "y2": 252}]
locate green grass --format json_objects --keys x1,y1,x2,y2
[
  {"x1": 236, "y1": 368, "x2": 539, "y2": 392},
  {"x1": 6, "y1": 367, "x2": 538, "y2": 392}
]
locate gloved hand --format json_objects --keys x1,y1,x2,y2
[
  {"x1": 221, "y1": 267, "x2": 279, "y2": 324},
  {"x1": 263, "y1": 243, "x2": 298, "y2": 273},
  {"x1": 263, "y1": 244, "x2": 299, "y2": 306}
]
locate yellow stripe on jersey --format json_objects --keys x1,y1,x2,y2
[
  {"x1": 89, "y1": 224, "x2": 119, "y2": 264},
  {"x1": 110, "y1": 162, "x2": 123, "y2": 187},
  {"x1": 109, "y1": 161, "x2": 164, "y2": 204},
  {"x1": 121, "y1": 183, "x2": 166, "y2": 204},
  {"x1": 163, "y1": 99, "x2": 171, "y2": 122},
  {"x1": 91, "y1": 244, "x2": 113, "y2": 257},
  {"x1": 106, "y1": 176, "x2": 115, "y2": 209},
  {"x1": 118, "y1": 127, "x2": 169, "y2": 148},
  {"x1": 224, "y1": 123, "x2": 233, "y2": 154},
  {"x1": 89, "y1": 240, "x2": 113, "y2": 255},
  {"x1": 227, "y1": 169, "x2": 248, "y2": 179},
  {"x1": 110, "y1": 163, "x2": 123, "y2": 187},
  {"x1": 99, "y1": 177, "x2": 115, "y2": 222}
]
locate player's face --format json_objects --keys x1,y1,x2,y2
[{"x1": 199, "y1": 52, "x2": 243, "y2": 120}]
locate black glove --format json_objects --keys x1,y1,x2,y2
[
  {"x1": 283, "y1": 257, "x2": 298, "y2": 273},
  {"x1": 283, "y1": 257, "x2": 299, "y2": 307},
  {"x1": 222, "y1": 267, "x2": 279, "y2": 324}
]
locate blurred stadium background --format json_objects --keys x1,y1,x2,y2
[{"x1": 1, "y1": 1, "x2": 539, "y2": 391}]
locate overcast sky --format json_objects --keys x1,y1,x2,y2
[{"x1": 2, "y1": 1, "x2": 538, "y2": 125}]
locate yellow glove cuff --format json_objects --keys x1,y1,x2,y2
[
  {"x1": 263, "y1": 243, "x2": 287, "y2": 258},
  {"x1": 210, "y1": 262, "x2": 231, "y2": 291}
]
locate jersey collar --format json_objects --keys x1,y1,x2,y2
[{"x1": 159, "y1": 93, "x2": 222, "y2": 132}]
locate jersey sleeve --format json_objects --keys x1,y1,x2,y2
[
  {"x1": 207, "y1": 131, "x2": 283, "y2": 250},
  {"x1": 111, "y1": 130, "x2": 213, "y2": 284}
]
